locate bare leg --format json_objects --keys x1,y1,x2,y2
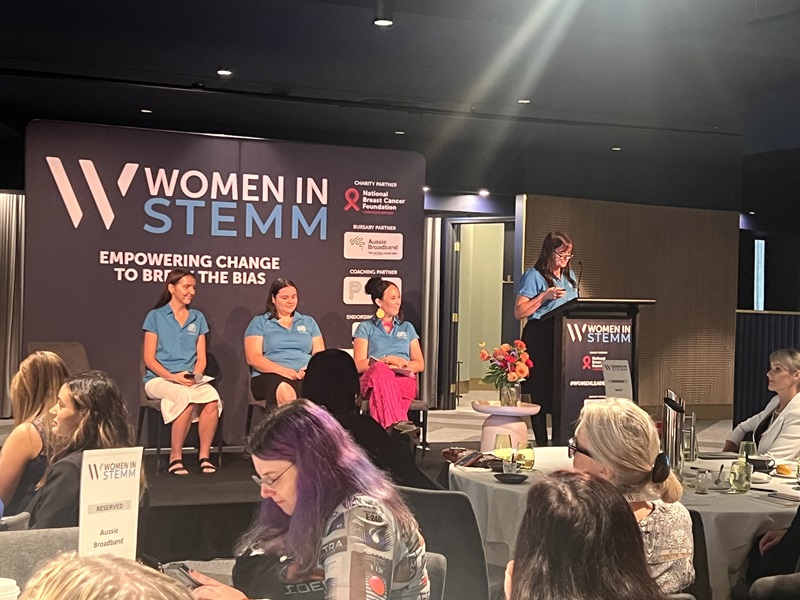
[
  {"x1": 169, "y1": 406, "x2": 194, "y2": 475},
  {"x1": 276, "y1": 382, "x2": 298, "y2": 407},
  {"x1": 197, "y1": 401, "x2": 220, "y2": 460}
]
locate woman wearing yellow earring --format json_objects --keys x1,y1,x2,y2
[{"x1": 353, "y1": 277, "x2": 425, "y2": 430}]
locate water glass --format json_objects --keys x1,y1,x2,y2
[
  {"x1": 494, "y1": 434, "x2": 513, "y2": 460},
  {"x1": 729, "y1": 460, "x2": 753, "y2": 493},
  {"x1": 695, "y1": 469, "x2": 710, "y2": 495},
  {"x1": 502, "y1": 459, "x2": 518, "y2": 474},
  {"x1": 739, "y1": 441, "x2": 757, "y2": 460},
  {"x1": 516, "y1": 441, "x2": 535, "y2": 470}
]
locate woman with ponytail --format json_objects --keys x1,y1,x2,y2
[{"x1": 570, "y1": 397, "x2": 694, "y2": 594}]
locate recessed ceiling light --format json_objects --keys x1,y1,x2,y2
[
  {"x1": 517, "y1": 99, "x2": 531, "y2": 104},
  {"x1": 217, "y1": 68, "x2": 233, "y2": 77},
  {"x1": 478, "y1": 189, "x2": 489, "y2": 197},
  {"x1": 374, "y1": 0, "x2": 394, "y2": 27},
  {"x1": 748, "y1": 211, "x2": 755, "y2": 215},
  {"x1": 374, "y1": 18, "x2": 393, "y2": 27},
  {"x1": 611, "y1": 147, "x2": 622, "y2": 151},
  {"x1": 140, "y1": 109, "x2": 152, "y2": 114},
  {"x1": 395, "y1": 131, "x2": 405, "y2": 135},
  {"x1": 422, "y1": 186, "x2": 430, "y2": 192}
]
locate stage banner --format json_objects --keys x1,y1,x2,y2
[
  {"x1": 560, "y1": 318, "x2": 633, "y2": 437},
  {"x1": 24, "y1": 121, "x2": 425, "y2": 436}
]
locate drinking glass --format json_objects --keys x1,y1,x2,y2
[
  {"x1": 502, "y1": 459, "x2": 518, "y2": 474},
  {"x1": 729, "y1": 460, "x2": 753, "y2": 493},
  {"x1": 493, "y1": 434, "x2": 513, "y2": 460},
  {"x1": 739, "y1": 441, "x2": 757, "y2": 460},
  {"x1": 695, "y1": 469, "x2": 710, "y2": 495},
  {"x1": 520, "y1": 393, "x2": 533, "y2": 406},
  {"x1": 516, "y1": 441, "x2": 535, "y2": 470}
]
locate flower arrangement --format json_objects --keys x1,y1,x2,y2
[{"x1": 478, "y1": 339, "x2": 533, "y2": 388}]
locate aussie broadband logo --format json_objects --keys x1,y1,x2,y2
[
  {"x1": 44, "y1": 157, "x2": 328, "y2": 239},
  {"x1": 566, "y1": 322, "x2": 632, "y2": 343},
  {"x1": 343, "y1": 232, "x2": 403, "y2": 260}
]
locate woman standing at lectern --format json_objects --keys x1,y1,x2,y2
[{"x1": 514, "y1": 231, "x2": 579, "y2": 446}]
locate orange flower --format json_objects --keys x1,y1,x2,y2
[
  {"x1": 500, "y1": 343, "x2": 511, "y2": 352},
  {"x1": 516, "y1": 363, "x2": 529, "y2": 378},
  {"x1": 514, "y1": 339, "x2": 525, "y2": 349},
  {"x1": 479, "y1": 349, "x2": 491, "y2": 361},
  {"x1": 520, "y1": 352, "x2": 529, "y2": 363},
  {"x1": 507, "y1": 372, "x2": 519, "y2": 382},
  {"x1": 493, "y1": 349, "x2": 505, "y2": 360}
]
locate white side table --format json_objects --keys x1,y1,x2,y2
[{"x1": 472, "y1": 400, "x2": 541, "y2": 452}]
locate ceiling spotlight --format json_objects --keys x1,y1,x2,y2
[
  {"x1": 422, "y1": 186, "x2": 430, "y2": 192},
  {"x1": 140, "y1": 109, "x2": 152, "y2": 114},
  {"x1": 374, "y1": 0, "x2": 394, "y2": 27},
  {"x1": 517, "y1": 99, "x2": 531, "y2": 104},
  {"x1": 216, "y1": 68, "x2": 233, "y2": 77},
  {"x1": 748, "y1": 211, "x2": 755, "y2": 215},
  {"x1": 478, "y1": 189, "x2": 490, "y2": 197},
  {"x1": 394, "y1": 130, "x2": 405, "y2": 135},
  {"x1": 611, "y1": 147, "x2": 622, "y2": 152}
]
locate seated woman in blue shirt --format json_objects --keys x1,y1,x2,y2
[
  {"x1": 353, "y1": 277, "x2": 424, "y2": 430},
  {"x1": 244, "y1": 277, "x2": 325, "y2": 409},
  {"x1": 143, "y1": 269, "x2": 222, "y2": 477},
  {"x1": 514, "y1": 231, "x2": 579, "y2": 446}
]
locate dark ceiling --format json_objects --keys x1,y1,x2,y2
[{"x1": 2, "y1": 0, "x2": 800, "y2": 210}]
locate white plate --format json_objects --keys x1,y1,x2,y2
[
  {"x1": 773, "y1": 471, "x2": 797, "y2": 480},
  {"x1": 454, "y1": 465, "x2": 491, "y2": 473},
  {"x1": 751, "y1": 472, "x2": 772, "y2": 484}
]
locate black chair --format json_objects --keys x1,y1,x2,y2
[
  {"x1": 26, "y1": 341, "x2": 90, "y2": 375},
  {"x1": 685, "y1": 509, "x2": 712, "y2": 600},
  {"x1": 398, "y1": 486, "x2": 490, "y2": 600}
]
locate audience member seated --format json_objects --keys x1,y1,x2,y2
[
  {"x1": 302, "y1": 349, "x2": 440, "y2": 490},
  {"x1": 723, "y1": 348, "x2": 800, "y2": 461},
  {"x1": 572, "y1": 398, "x2": 695, "y2": 594},
  {"x1": 26, "y1": 370, "x2": 136, "y2": 529},
  {"x1": 244, "y1": 277, "x2": 325, "y2": 409},
  {"x1": 143, "y1": 268, "x2": 222, "y2": 477},
  {"x1": 190, "y1": 400, "x2": 430, "y2": 600},
  {"x1": 747, "y1": 503, "x2": 800, "y2": 583},
  {"x1": 0, "y1": 351, "x2": 69, "y2": 516},
  {"x1": 353, "y1": 277, "x2": 424, "y2": 432},
  {"x1": 21, "y1": 552, "x2": 194, "y2": 600},
  {"x1": 505, "y1": 471, "x2": 665, "y2": 600}
]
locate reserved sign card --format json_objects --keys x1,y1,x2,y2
[
  {"x1": 79, "y1": 447, "x2": 144, "y2": 559},
  {"x1": 602, "y1": 359, "x2": 633, "y2": 401}
]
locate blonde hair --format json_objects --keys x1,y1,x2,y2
[
  {"x1": 21, "y1": 552, "x2": 194, "y2": 600},
  {"x1": 10, "y1": 351, "x2": 69, "y2": 427},
  {"x1": 576, "y1": 397, "x2": 682, "y2": 503},
  {"x1": 770, "y1": 349, "x2": 800, "y2": 374}
]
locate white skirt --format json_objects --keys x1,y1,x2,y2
[{"x1": 144, "y1": 377, "x2": 223, "y2": 424}]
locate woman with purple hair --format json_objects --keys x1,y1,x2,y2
[{"x1": 190, "y1": 400, "x2": 430, "y2": 600}]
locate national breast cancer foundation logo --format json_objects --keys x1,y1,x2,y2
[{"x1": 45, "y1": 157, "x2": 139, "y2": 229}]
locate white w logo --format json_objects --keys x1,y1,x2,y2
[
  {"x1": 45, "y1": 158, "x2": 139, "y2": 229},
  {"x1": 566, "y1": 323, "x2": 584, "y2": 342}
]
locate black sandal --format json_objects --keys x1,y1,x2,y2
[
  {"x1": 199, "y1": 457, "x2": 218, "y2": 476},
  {"x1": 167, "y1": 459, "x2": 189, "y2": 477}
]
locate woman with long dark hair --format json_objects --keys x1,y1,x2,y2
[
  {"x1": 143, "y1": 268, "x2": 221, "y2": 476},
  {"x1": 505, "y1": 471, "x2": 665, "y2": 600},
  {"x1": 0, "y1": 351, "x2": 69, "y2": 516},
  {"x1": 27, "y1": 371, "x2": 136, "y2": 529},
  {"x1": 514, "y1": 231, "x2": 579, "y2": 446},
  {"x1": 190, "y1": 400, "x2": 429, "y2": 600},
  {"x1": 244, "y1": 277, "x2": 324, "y2": 408},
  {"x1": 353, "y1": 277, "x2": 424, "y2": 431}
]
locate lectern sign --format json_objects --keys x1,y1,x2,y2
[{"x1": 562, "y1": 318, "x2": 633, "y2": 431}]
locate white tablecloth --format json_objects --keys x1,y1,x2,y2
[{"x1": 449, "y1": 448, "x2": 800, "y2": 600}]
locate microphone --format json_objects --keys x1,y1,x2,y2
[{"x1": 576, "y1": 261, "x2": 583, "y2": 296}]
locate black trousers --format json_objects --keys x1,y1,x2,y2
[
  {"x1": 747, "y1": 506, "x2": 800, "y2": 581},
  {"x1": 521, "y1": 318, "x2": 554, "y2": 447}
]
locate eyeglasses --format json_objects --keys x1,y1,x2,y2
[
  {"x1": 567, "y1": 436, "x2": 594, "y2": 460},
  {"x1": 252, "y1": 464, "x2": 294, "y2": 490},
  {"x1": 555, "y1": 250, "x2": 574, "y2": 260}
]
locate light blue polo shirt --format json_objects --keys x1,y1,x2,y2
[
  {"x1": 142, "y1": 304, "x2": 209, "y2": 381},
  {"x1": 354, "y1": 317, "x2": 419, "y2": 361},
  {"x1": 518, "y1": 268, "x2": 579, "y2": 320},
  {"x1": 244, "y1": 312, "x2": 322, "y2": 375}
]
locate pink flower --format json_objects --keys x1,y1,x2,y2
[
  {"x1": 514, "y1": 340, "x2": 526, "y2": 349},
  {"x1": 526, "y1": 359, "x2": 533, "y2": 368}
]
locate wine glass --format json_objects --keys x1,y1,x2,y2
[
  {"x1": 493, "y1": 434, "x2": 513, "y2": 460},
  {"x1": 738, "y1": 440, "x2": 757, "y2": 460},
  {"x1": 516, "y1": 441, "x2": 535, "y2": 470}
]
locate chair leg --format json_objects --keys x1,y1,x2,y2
[
  {"x1": 245, "y1": 405, "x2": 254, "y2": 437},
  {"x1": 216, "y1": 411, "x2": 224, "y2": 468},
  {"x1": 155, "y1": 410, "x2": 163, "y2": 475},
  {"x1": 136, "y1": 407, "x2": 146, "y2": 444}
]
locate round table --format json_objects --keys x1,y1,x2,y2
[{"x1": 471, "y1": 400, "x2": 541, "y2": 452}]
